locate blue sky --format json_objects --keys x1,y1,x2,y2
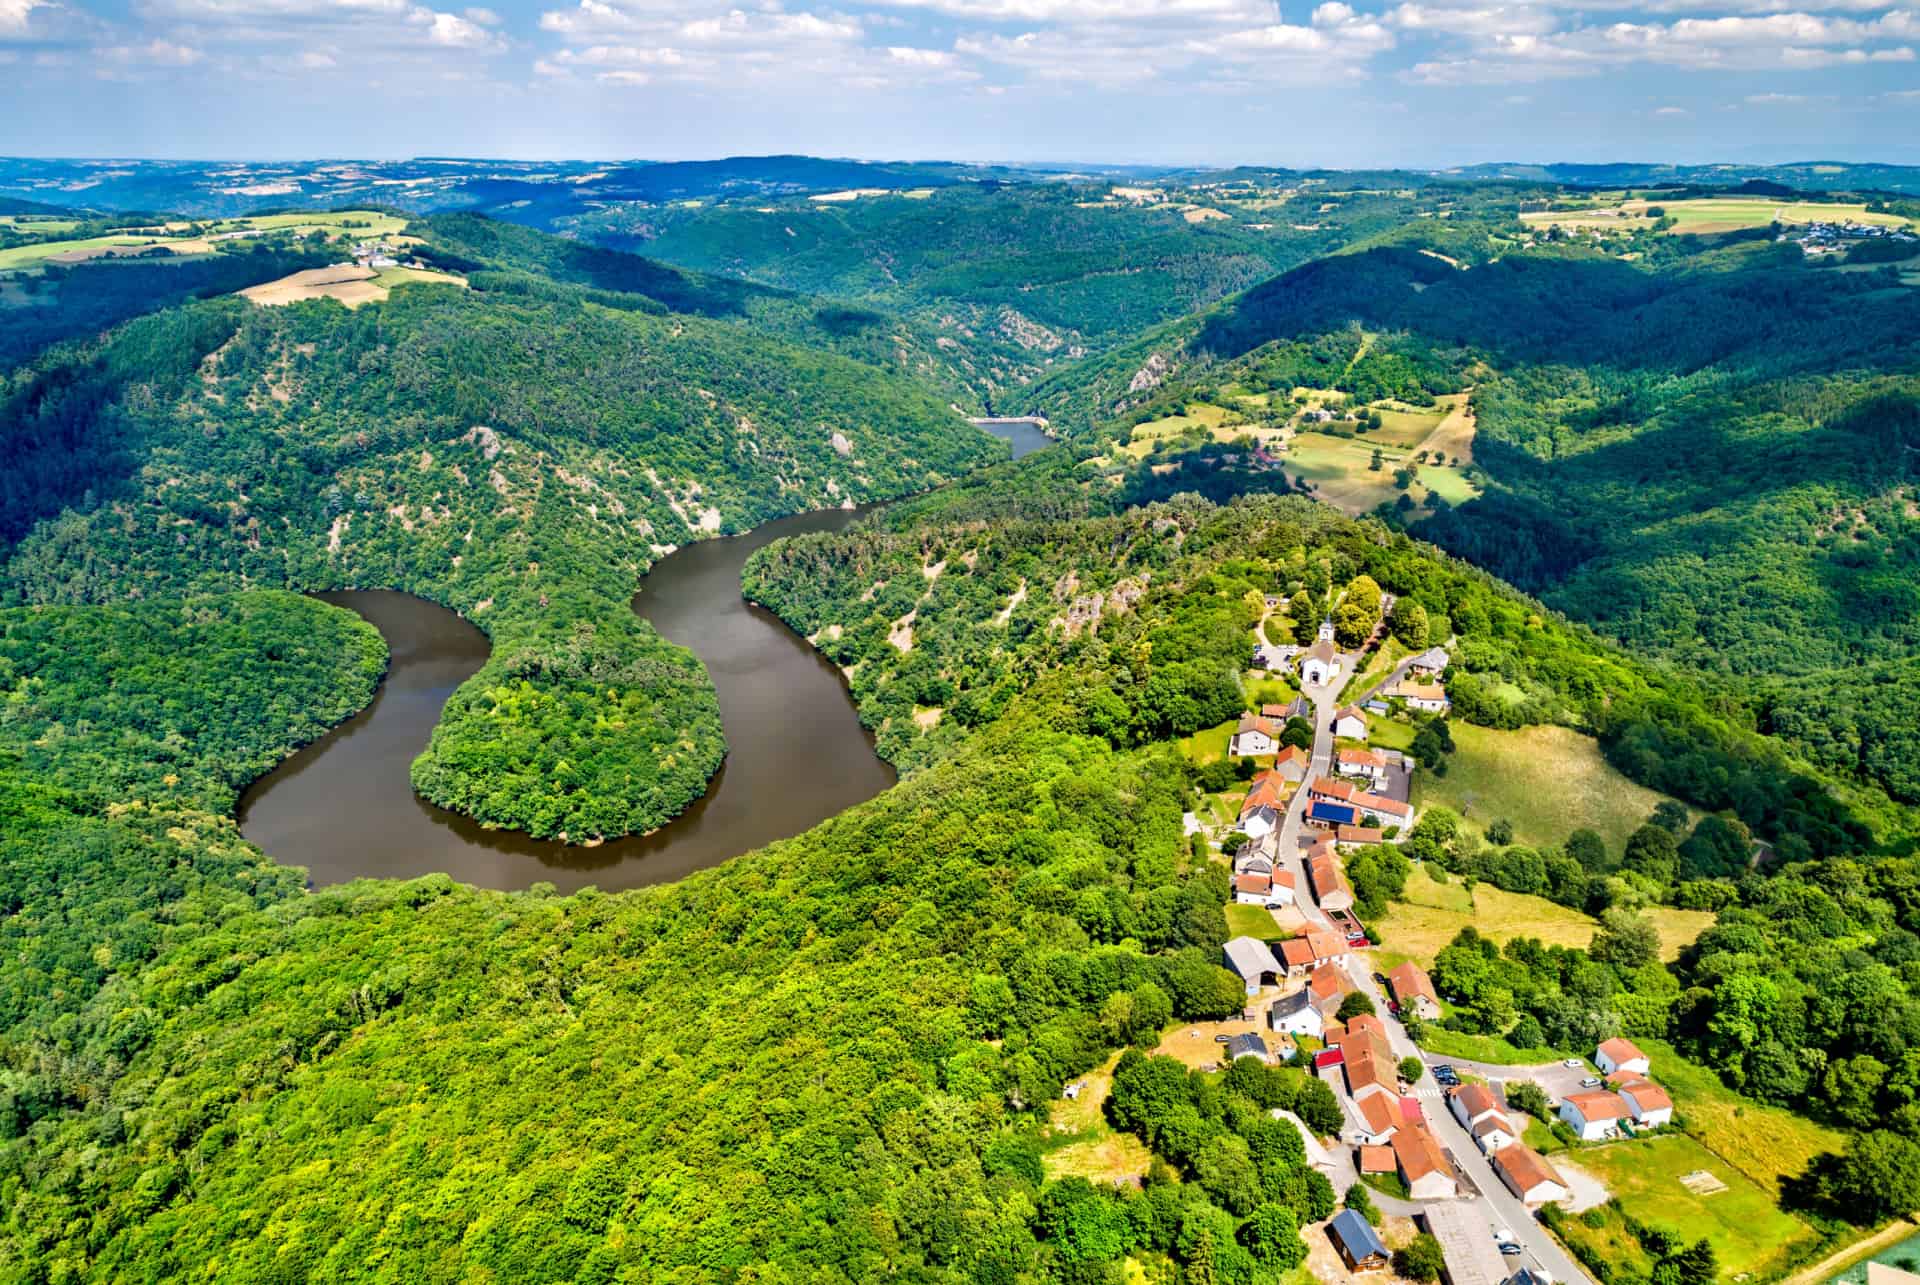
[{"x1": 1, "y1": 0, "x2": 1916, "y2": 164}]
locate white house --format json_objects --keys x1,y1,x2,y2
[
  {"x1": 1616, "y1": 1078, "x2": 1674, "y2": 1127},
  {"x1": 1268, "y1": 989, "x2": 1325, "y2": 1040},
  {"x1": 1470, "y1": 1114, "x2": 1520, "y2": 1153},
  {"x1": 1389, "y1": 680, "x2": 1451, "y2": 713},
  {"x1": 1241, "y1": 805, "x2": 1279, "y2": 840},
  {"x1": 1595, "y1": 1038, "x2": 1650, "y2": 1077},
  {"x1": 1235, "y1": 869, "x2": 1297, "y2": 907},
  {"x1": 1337, "y1": 747, "x2": 1388, "y2": 783},
  {"x1": 1409, "y1": 647, "x2": 1451, "y2": 678},
  {"x1": 1332, "y1": 706, "x2": 1369, "y2": 740},
  {"x1": 1300, "y1": 641, "x2": 1342, "y2": 687},
  {"x1": 1492, "y1": 1146, "x2": 1571, "y2": 1207},
  {"x1": 1230, "y1": 713, "x2": 1279, "y2": 757},
  {"x1": 1223, "y1": 936, "x2": 1283, "y2": 995},
  {"x1": 1558, "y1": 1091, "x2": 1630, "y2": 1141},
  {"x1": 1391, "y1": 1122, "x2": 1458, "y2": 1201},
  {"x1": 1449, "y1": 1084, "x2": 1503, "y2": 1130}
]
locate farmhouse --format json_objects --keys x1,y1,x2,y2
[
  {"x1": 1336, "y1": 747, "x2": 1388, "y2": 782},
  {"x1": 1328, "y1": 1209, "x2": 1391, "y2": 1273},
  {"x1": 1448, "y1": 1084, "x2": 1502, "y2": 1130},
  {"x1": 1240, "y1": 770, "x2": 1292, "y2": 820},
  {"x1": 1559, "y1": 1090, "x2": 1630, "y2": 1141},
  {"x1": 1308, "y1": 849, "x2": 1355, "y2": 911},
  {"x1": 1333, "y1": 705, "x2": 1369, "y2": 740},
  {"x1": 1390, "y1": 1120, "x2": 1458, "y2": 1200},
  {"x1": 1390, "y1": 680, "x2": 1451, "y2": 713},
  {"x1": 1389, "y1": 962, "x2": 1442, "y2": 1020},
  {"x1": 1300, "y1": 640, "x2": 1343, "y2": 686},
  {"x1": 1265, "y1": 697, "x2": 1312, "y2": 721},
  {"x1": 1241, "y1": 805, "x2": 1279, "y2": 839},
  {"x1": 1279, "y1": 929, "x2": 1350, "y2": 975},
  {"x1": 1409, "y1": 647, "x2": 1451, "y2": 677},
  {"x1": 1614, "y1": 1077, "x2": 1673, "y2": 1126},
  {"x1": 1307, "y1": 961, "x2": 1348, "y2": 1016},
  {"x1": 1268, "y1": 989, "x2": 1325, "y2": 1039},
  {"x1": 1491, "y1": 1145, "x2": 1570, "y2": 1206},
  {"x1": 1596, "y1": 1037, "x2": 1650, "y2": 1077},
  {"x1": 1234, "y1": 868, "x2": 1296, "y2": 907},
  {"x1": 1230, "y1": 713, "x2": 1279, "y2": 757},
  {"x1": 1337, "y1": 825, "x2": 1385, "y2": 847},
  {"x1": 1223, "y1": 936, "x2": 1283, "y2": 994}
]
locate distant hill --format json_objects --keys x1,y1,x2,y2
[{"x1": 1440, "y1": 159, "x2": 1920, "y2": 195}]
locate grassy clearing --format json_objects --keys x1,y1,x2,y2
[
  {"x1": 1177, "y1": 719, "x2": 1236, "y2": 765},
  {"x1": 1226, "y1": 903, "x2": 1280, "y2": 938},
  {"x1": 1568, "y1": 1134, "x2": 1820, "y2": 1278},
  {"x1": 1124, "y1": 404, "x2": 1251, "y2": 459},
  {"x1": 1372, "y1": 405, "x2": 1447, "y2": 449},
  {"x1": 1412, "y1": 723, "x2": 1684, "y2": 855},
  {"x1": 1364, "y1": 715, "x2": 1416, "y2": 751},
  {"x1": 1638, "y1": 1039, "x2": 1843, "y2": 1197},
  {"x1": 239, "y1": 263, "x2": 463, "y2": 309},
  {"x1": 1379, "y1": 865, "x2": 1710, "y2": 969},
  {"x1": 1418, "y1": 1026, "x2": 1582, "y2": 1065},
  {"x1": 1418, "y1": 463, "x2": 1481, "y2": 506},
  {"x1": 1042, "y1": 1055, "x2": 1154, "y2": 1185}
]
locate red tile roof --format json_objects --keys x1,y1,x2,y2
[
  {"x1": 1234, "y1": 872, "x2": 1273, "y2": 896},
  {"x1": 1599, "y1": 1037, "x2": 1648, "y2": 1066},
  {"x1": 1337, "y1": 825, "x2": 1385, "y2": 845},
  {"x1": 1450, "y1": 1083, "x2": 1500, "y2": 1121},
  {"x1": 1358, "y1": 1144, "x2": 1397, "y2": 1174},
  {"x1": 1492, "y1": 1144, "x2": 1566, "y2": 1197},
  {"x1": 1389, "y1": 962, "x2": 1440, "y2": 1006},
  {"x1": 1390, "y1": 1121, "x2": 1449, "y2": 1182},
  {"x1": 1357, "y1": 1092, "x2": 1399, "y2": 1136},
  {"x1": 1564, "y1": 1091, "x2": 1630, "y2": 1122}
]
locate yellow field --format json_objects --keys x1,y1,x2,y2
[
  {"x1": 239, "y1": 263, "x2": 463, "y2": 308},
  {"x1": 1525, "y1": 198, "x2": 1917, "y2": 237}
]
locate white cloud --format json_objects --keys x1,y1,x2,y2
[
  {"x1": 463, "y1": 5, "x2": 499, "y2": 21},
  {"x1": 1651, "y1": 102, "x2": 1689, "y2": 112},
  {"x1": 103, "y1": 34, "x2": 201, "y2": 61},
  {"x1": 0, "y1": 0, "x2": 44, "y2": 35},
  {"x1": 887, "y1": 43, "x2": 952, "y2": 63},
  {"x1": 421, "y1": 7, "x2": 494, "y2": 45},
  {"x1": 1388, "y1": 3, "x2": 1557, "y2": 37}
]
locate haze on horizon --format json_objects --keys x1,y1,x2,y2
[{"x1": 1, "y1": 0, "x2": 1917, "y2": 166}]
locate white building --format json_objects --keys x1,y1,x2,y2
[
  {"x1": 1595, "y1": 1038, "x2": 1650, "y2": 1077},
  {"x1": 1558, "y1": 1091, "x2": 1629, "y2": 1141},
  {"x1": 1616, "y1": 1078, "x2": 1673, "y2": 1127}
]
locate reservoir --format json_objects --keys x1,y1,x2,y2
[{"x1": 237, "y1": 421, "x2": 1053, "y2": 891}]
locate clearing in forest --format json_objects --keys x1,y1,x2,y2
[{"x1": 240, "y1": 264, "x2": 464, "y2": 308}]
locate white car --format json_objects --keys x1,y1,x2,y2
[{"x1": 1562, "y1": 1059, "x2": 1584, "y2": 1068}]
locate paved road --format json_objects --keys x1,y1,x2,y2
[{"x1": 1269, "y1": 647, "x2": 1360, "y2": 932}]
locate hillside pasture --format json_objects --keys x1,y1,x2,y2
[
  {"x1": 1411, "y1": 722, "x2": 1683, "y2": 855},
  {"x1": 239, "y1": 263, "x2": 463, "y2": 308},
  {"x1": 1122, "y1": 403, "x2": 1255, "y2": 459}
]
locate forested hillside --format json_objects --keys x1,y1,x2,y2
[
  {"x1": 1019, "y1": 225, "x2": 1920, "y2": 805},
  {"x1": 0, "y1": 224, "x2": 997, "y2": 840}
]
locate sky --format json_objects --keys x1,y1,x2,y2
[{"x1": 1, "y1": 0, "x2": 1917, "y2": 165}]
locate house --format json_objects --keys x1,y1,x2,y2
[
  {"x1": 1308, "y1": 849, "x2": 1355, "y2": 912},
  {"x1": 1390, "y1": 1120, "x2": 1458, "y2": 1200},
  {"x1": 1279, "y1": 929, "x2": 1349, "y2": 976},
  {"x1": 1357, "y1": 1143, "x2": 1397, "y2": 1175},
  {"x1": 1337, "y1": 747, "x2": 1388, "y2": 782},
  {"x1": 1234, "y1": 870, "x2": 1274, "y2": 905},
  {"x1": 1596, "y1": 1037, "x2": 1650, "y2": 1077},
  {"x1": 1409, "y1": 647, "x2": 1451, "y2": 677},
  {"x1": 1241, "y1": 805, "x2": 1279, "y2": 840},
  {"x1": 1448, "y1": 1084, "x2": 1503, "y2": 1131},
  {"x1": 1491, "y1": 1145, "x2": 1571, "y2": 1206},
  {"x1": 1271, "y1": 744, "x2": 1310, "y2": 782},
  {"x1": 1240, "y1": 770, "x2": 1293, "y2": 822},
  {"x1": 1306, "y1": 962, "x2": 1348, "y2": 1017},
  {"x1": 1337, "y1": 825, "x2": 1386, "y2": 848},
  {"x1": 1230, "y1": 713, "x2": 1279, "y2": 757},
  {"x1": 1471, "y1": 1113, "x2": 1520, "y2": 1153},
  {"x1": 1389, "y1": 962, "x2": 1442, "y2": 1020},
  {"x1": 1269, "y1": 989, "x2": 1326, "y2": 1040},
  {"x1": 1265, "y1": 697, "x2": 1312, "y2": 722},
  {"x1": 1389, "y1": 680, "x2": 1451, "y2": 713},
  {"x1": 1308, "y1": 800, "x2": 1359, "y2": 830},
  {"x1": 1308, "y1": 777, "x2": 1412, "y2": 828},
  {"x1": 1558, "y1": 1090, "x2": 1630, "y2": 1141},
  {"x1": 1341, "y1": 1017, "x2": 1399, "y2": 1104},
  {"x1": 1354, "y1": 1091, "x2": 1400, "y2": 1144},
  {"x1": 1223, "y1": 937, "x2": 1283, "y2": 994},
  {"x1": 1225, "y1": 1033, "x2": 1271, "y2": 1063},
  {"x1": 1615, "y1": 1077, "x2": 1674, "y2": 1127},
  {"x1": 1328, "y1": 1209, "x2": 1391, "y2": 1273},
  {"x1": 1333, "y1": 705, "x2": 1369, "y2": 740},
  {"x1": 1300, "y1": 640, "x2": 1343, "y2": 687}
]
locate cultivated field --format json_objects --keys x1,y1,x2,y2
[
  {"x1": 239, "y1": 263, "x2": 464, "y2": 308},
  {"x1": 1523, "y1": 197, "x2": 1918, "y2": 237},
  {"x1": 0, "y1": 209, "x2": 407, "y2": 271},
  {"x1": 1411, "y1": 722, "x2": 1683, "y2": 854}
]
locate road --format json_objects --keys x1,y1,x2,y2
[{"x1": 1269, "y1": 643, "x2": 1359, "y2": 934}]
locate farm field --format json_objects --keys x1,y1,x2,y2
[
  {"x1": 0, "y1": 209, "x2": 407, "y2": 270},
  {"x1": 1411, "y1": 722, "x2": 1684, "y2": 855},
  {"x1": 239, "y1": 263, "x2": 463, "y2": 308},
  {"x1": 1561, "y1": 1134, "x2": 1821, "y2": 1279},
  {"x1": 1524, "y1": 198, "x2": 1918, "y2": 236},
  {"x1": 1285, "y1": 432, "x2": 1405, "y2": 513},
  {"x1": 1122, "y1": 403, "x2": 1256, "y2": 458}
]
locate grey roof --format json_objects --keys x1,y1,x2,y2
[
  {"x1": 1414, "y1": 647, "x2": 1451, "y2": 670},
  {"x1": 1226, "y1": 1033, "x2": 1269, "y2": 1058},
  {"x1": 1222, "y1": 936, "x2": 1282, "y2": 981},
  {"x1": 1270, "y1": 990, "x2": 1314, "y2": 1018},
  {"x1": 1328, "y1": 1209, "x2": 1388, "y2": 1261}
]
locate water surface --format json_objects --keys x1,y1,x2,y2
[{"x1": 239, "y1": 506, "x2": 892, "y2": 891}]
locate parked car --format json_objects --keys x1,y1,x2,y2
[
  {"x1": 1499, "y1": 1244, "x2": 1524, "y2": 1257},
  {"x1": 1215, "y1": 1034, "x2": 1232, "y2": 1043},
  {"x1": 1562, "y1": 1059, "x2": 1584, "y2": 1068},
  {"x1": 1580, "y1": 1077, "x2": 1602, "y2": 1087}
]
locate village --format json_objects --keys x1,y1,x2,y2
[{"x1": 1068, "y1": 596, "x2": 1696, "y2": 1285}]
